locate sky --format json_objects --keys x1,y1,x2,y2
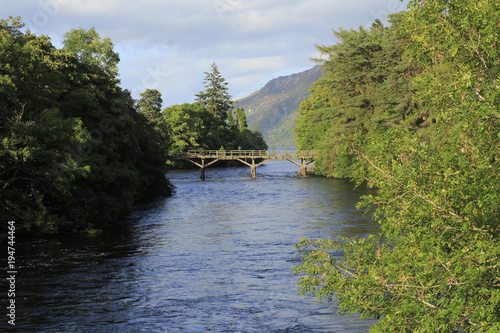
[{"x1": 3, "y1": 0, "x2": 409, "y2": 106}]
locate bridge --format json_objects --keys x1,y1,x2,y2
[{"x1": 177, "y1": 150, "x2": 320, "y2": 180}]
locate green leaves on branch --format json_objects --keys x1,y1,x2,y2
[
  {"x1": 0, "y1": 17, "x2": 173, "y2": 234},
  {"x1": 294, "y1": 16, "x2": 418, "y2": 178},
  {"x1": 294, "y1": 2, "x2": 500, "y2": 331},
  {"x1": 62, "y1": 27, "x2": 120, "y2": 77}
]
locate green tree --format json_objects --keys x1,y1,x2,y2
[
  {"x1": 235, "y1": 107, "x2": 248, "y2": 130},
  {"x1": 295, "y1": 17, "x2": 417, "y2": 177},
  {"x1": 162, "y1": 101, "x2": 267, "y2": 159},
  {"x1": 137, "y1": 88, "x2": 170, "y2": 151},
  {"x1": 195, "y1": 62, "x2": 233, "y2": 124},
  {"x1": 227, "y1": 109, "x2": 237, "y2": 128},
  {"x1": 0, "y1": 18, "x2": 173, "y2": 234},
  {"x1": 0, "y1": 17, "x2": 90, "y2": 232},
  {"x1": 160, "y1": 65, "x2": 267, "y2": 163},
  {"x1": 62, "y1": 27, "x2": 120, "y2": 77},
  {"x1": 163, "y1": 102, "x2": 206, "y2": 155},
  {"x1": 294, "y1": 4, "x2": 500, "y2": 332},
  {"x1": 137, "y1": 89, "x2": 163, "y2": 119}
]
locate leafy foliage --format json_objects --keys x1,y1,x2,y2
[
  {"x1": 162, "y1": 102, "x2": 267, "y2": 158},
  {"x1": 163, "y1": 64, "x2": 267, "y2": 160},
  {"x1": 294, "y1": 3, "x2": 500, "y2": 332},
  {"x1": 295, "y1": 17, "x2": 418, "y2": 178},
  {"x1": 62, "y1": 27, "x2": 120, "y2": 77},
  {"x1": 137, "y1": 89, "x2": 163, "y2": 117},
  {"x1": 0, "y1": 18, "x2": 173, "y2": 234}
]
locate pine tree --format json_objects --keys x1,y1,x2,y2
[
  {"x1": 195, "y1": 62, "x2": 233, "y2": 124},
  {"x1": 235, "y1": 107, "x2": 248, "y2": 130}
]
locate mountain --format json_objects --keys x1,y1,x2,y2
[{"x1": 235, "y1": 65, "x2": 322, "y2": 148}]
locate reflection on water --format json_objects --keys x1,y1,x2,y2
[{"x1": 2, "y1": 161, "x2": 378, "y2": 332}]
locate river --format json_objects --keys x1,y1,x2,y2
[{"x1": 4, "y1": 160, "x2": 379, "y2": 332}]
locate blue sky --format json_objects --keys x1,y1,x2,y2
[{"x1": 3, "y1": 0, "x2": 408, "y2": 106}]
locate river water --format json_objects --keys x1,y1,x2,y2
[{"x1": 3, "y1": 160, "x2": 379, "y2": 332}]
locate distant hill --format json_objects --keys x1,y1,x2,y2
[{"x1": 235, "y1": 65, "x2": 322, "y2": 148}]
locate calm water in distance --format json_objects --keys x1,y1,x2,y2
[{"x1": 2, "y1": 160, "x2": 379, "y2": 332}]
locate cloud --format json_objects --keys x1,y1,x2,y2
[{"x1": 4, "y1": 0, "x2": 408, "y2": 105}]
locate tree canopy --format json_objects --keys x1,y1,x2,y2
[
  {"x1": 137, "y1": 88, "x2": 163, "y2": 117},
  {"x1": 0, "y1": 18, "x2": 173, "y2": 234},
  {"x1": 293, "y1": 3, "x2": 500, "y2": 332},
  {"x1": 62, "y1": 27, "x2": 120, "y2": 77}
]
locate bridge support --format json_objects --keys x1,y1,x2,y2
[
  {"x1": 187, "y1": 158, "x2": 220, "y2": 180},
  {"x1": 286, "y1": 158, "x2": 316, "y2": 177},
  {"x1": 236, "y1": 158, "x2": 269, "y2": 179},
  {"x1": 179, "y1": 150, "x2": 320, "y2": 179}
]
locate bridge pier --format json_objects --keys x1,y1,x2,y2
[
  {"x1": 236, "y1": 158, "x2": 269, "y2": 179},
  {"x1": 187, "y1": 158, "x2": 220, "y2": 180},
  {"x1": 285, "y1": 158, "x2": 316, "y2": 177}
]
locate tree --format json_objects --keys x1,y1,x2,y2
[
  {"x1": 137, "y1": 88, "x2": 166, "y2": 128},
  {"x1": 294, "y1": 16, "x2": 417, "y2": 178},
  {"x1": 163, "y1": 103, "x2": 206, "y2": 155},
  {"x1": 235, "y1": 107, "x2": 248, "y2": 130},
  {"x1": 162, "y1": 101, "x2": 267, "y2": 161},
  {"x1": 137, "y1": 89, "x2": 163, "y2": 117},
  {"x1": 195, "y1": 62, "x2": 233, "y2": 124},
  {"x1": 294, "y1": 4, "x2": 500, "y2": 332},
  {"x1": 0, "y1": 19, "x2": 173, "y2": 234},
  {"x1": 62, "y1": 27, "x2": 120, "y2": 77},
  {"x1": 137, "y1": 88, "x2": 170, "y2": 158},
  {"x1": 227, "y1": 109, "x2": 237, "y2": 128},
  {"x1": 0, "y1": 18, "x2": 91, "y2": 232},
  {"x1": 160, "y1": 65, "x2": 267, "y2": 164}
]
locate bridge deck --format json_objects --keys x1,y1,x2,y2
[
  {"x1": 177, "y1": 150, "x2": 320, "y2": 179},
  {"x1": 183, "y1": 149, "x2": 320, "y2": 160}
]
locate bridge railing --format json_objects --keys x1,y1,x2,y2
[
  {"x1": 185, "y1": 150, "x2": 268, "y2": 158},
  {"x1": 183, "y1": 149, "x2": 320, "y2": 159}
]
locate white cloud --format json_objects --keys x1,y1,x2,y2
[{"x1": 4, "y1": 0, "x2": 409, "y2": 105}]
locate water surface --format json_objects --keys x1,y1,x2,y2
[{"x1": 2, "y1": 161, "x2": 379, "y2": 332}]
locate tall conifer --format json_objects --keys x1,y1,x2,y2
[{"x1": 195, "y1": 62, "x2": 233, "y2": 124}]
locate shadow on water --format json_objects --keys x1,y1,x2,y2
[{"x1": 1, "y1": 161, "x2": 378, "y2": 332}]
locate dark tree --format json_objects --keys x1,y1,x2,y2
[{"x1": 137, "y1": 89, "x2": 163, "y2": 120}]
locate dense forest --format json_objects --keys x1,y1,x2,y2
[
  {"x1": 0, "y1": 18, "x2": 265, "y2": 234},
  {"x1": 294, "y1": 1, "x2": 499, "y2": 332}
]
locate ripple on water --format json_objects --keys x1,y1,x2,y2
[{"x1": 9, "y1": 161, "x2": 378, "y2": 332}]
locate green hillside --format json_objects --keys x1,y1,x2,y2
[{"x1": 235, "y1": 65, "x2": 322, "y2": 148}]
